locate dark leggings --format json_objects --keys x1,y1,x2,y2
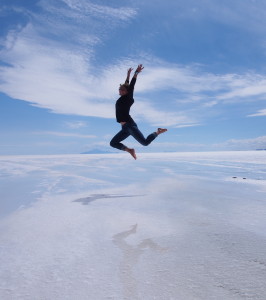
[{"x1": 110, "y1": 121, "x2": 157, "y2": 150}]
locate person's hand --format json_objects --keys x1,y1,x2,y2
[
  {"x1": 127, "y1": 68, "x2": 133, "y2": 75},
  {"x1": 136, "y1": 64, "x2": 144, "y2": 73}
]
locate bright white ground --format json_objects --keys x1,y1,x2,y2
[{"x1": 0, "y1": 151, "x2": 266, "y2": 300}]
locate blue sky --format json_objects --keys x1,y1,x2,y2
[{"x1": 0, "y1": 0, "x2": 266, "y2": 155}]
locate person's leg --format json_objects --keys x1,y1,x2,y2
[
  {"x1": 110, "y1": 123, "x2": 167, "y2": 159},
  {"x1": 110, "y1": 124, "x2": 137, "y2": 159},
  {"x1": 128, "y1": 123, "x2": 158, "y2": 146},
  {"x1": 110, "y1": 127, "x2": 130, "y2": 150}
]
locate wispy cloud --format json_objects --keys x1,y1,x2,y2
[
  {"x1": 0, "y1": 0, "x2": 138, "y2": 119},
  {"x1": 175, "y1": 123, "x2": 202, "y2": 128},
  {"x1": 212, "y1": 136, "x2": 266, "y2": 150},
  {"x1": 65, "y1": 121, "x2": 88, "y2": 129},
  {"x1": 137, "y1": 64, "x2": 266, "y2": 103},
  {"x1": 146, "y1": 141, "x2": 207, "y2": 152},
  {"x1": 142, "y1": 0, "x2": 266, "y2": 36},
  {"x1": 1, "y1": 24, "x2": 266, "y2": 126},
  {"x1": 248, "y1": 109, "x2": 266, "y2": 117},
  {"x1": 133, "y1": 99, "x2": 198, "y2": 127},
  {"x1": 34, "y1": 131, "x2": 95, "y2": 139},
  {"x1": 60, "y1": 0, "x2": 137, "y2": 21},
  {"x1": 201, "y1": 0, "x2": 266, "y2": 35},
  {"x1": 143, "y1": 135, "x2": 266, "y2": 152},
  {"x1": 1, "y1": 0, "x2": 266, "y2": 130}
]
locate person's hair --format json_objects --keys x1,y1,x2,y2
[{"x1": 120, "y1": 83, "x2": 130, "y2": 91}]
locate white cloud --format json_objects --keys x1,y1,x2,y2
[
  {"x1": 0, "y1": 23, "x2": 114, "y2": 117},
  {"x1": 174, "y1": 123, "x2": 202, "y2": 128},
  {"x1": 217, "y1": 77, "x2": 266, "y2": 101},
  {"x1": 60, "y1": 0, "x2": 137, "y2": 21},
  {"x1": 143, "y1": 0, "x2": 266, "y2": 36},
  {"x1": 1, "y1": 0, "x2": 266, "y2": 129},
  {"x1": 145, "y1": 135, "x2": 266, "y2": 152},
  {"x1": 34, "y1": 131, "x2": 95, "y2": 139},
  {"x1": 203, "y1": 0, "x2": 266, "y2": 35},
  {"x1": 2, "y1": 25, "x2": 266, "y2": 126},
  {"x1": 133, "y1": 100, "x2": 197, "y2": 127},
  {"x1": 147, "y1": 141, "x2": 207, "y2": 152},
  {"x1": 248, "y1": 109, "x2": 266, "y2": 117},
  {"x1": 213, "y1": 136, "x2": 266, "y2": 150},
  {"x1": 137, "y1": 64, "x2": 266, "y2": 104},
  {"x1": 0, "y1": 0, "x2": 138, "y2": 119},
  {"x1": 65, "y1": 121, "x2": 88, "y2": 129}
]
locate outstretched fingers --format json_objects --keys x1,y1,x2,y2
[{"x1": 136, "y1": 64, "x2": 144, "y2": 73}]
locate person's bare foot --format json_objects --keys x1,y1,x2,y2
[
  {"x1": 125, "y1": 147, "x2": 137, "y2": 160},
  {"x1": 157, "y1": 128, "x2": 167, "y2": 135}
]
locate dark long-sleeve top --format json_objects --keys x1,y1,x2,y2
[{"x1": 115, "y1": 77, "x2": 136, "y2": 123}]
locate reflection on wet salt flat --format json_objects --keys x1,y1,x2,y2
[
  {"x1": 1, "y1": 152, "x2": 266, "y2": 299},
  {"x1": 112, "y1": 224, "x2": 168, "y2": 300},
  {"x1": 73, "y1": 194, "x2": 145, "y2": 205}
]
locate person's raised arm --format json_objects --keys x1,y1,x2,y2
[
  {"x1": 125, "y1": 68, "x2": 133, "y2": 84},
  {"x1": 133, "y1": 64, "x2": 144, "y2": 79},
  {"x1": 128, "y1": 64, "x2": 144, "y2": 95}
]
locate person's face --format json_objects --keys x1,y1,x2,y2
[{"x1": 119, "y1": 86, "x2": 128, "y2": 96}]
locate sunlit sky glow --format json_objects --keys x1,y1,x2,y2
[{"x1": 1, "y1": 0, "x2": 266, "y2": 154}]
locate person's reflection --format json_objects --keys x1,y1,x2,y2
[{"x1": 112, "y1": 224, "x2": 167, "y2": 299}]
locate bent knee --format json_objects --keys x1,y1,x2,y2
[{"x1": 140, "y1": 142, "x2": 149, "y2": 146}]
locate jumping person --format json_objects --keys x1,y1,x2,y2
[{"x1": 110, "y1": 64, "x2": 167, "y2": 159}]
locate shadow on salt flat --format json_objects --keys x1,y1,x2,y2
[{"x1": 73, "y1": 193, "x2": 145, "y2": 205}]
